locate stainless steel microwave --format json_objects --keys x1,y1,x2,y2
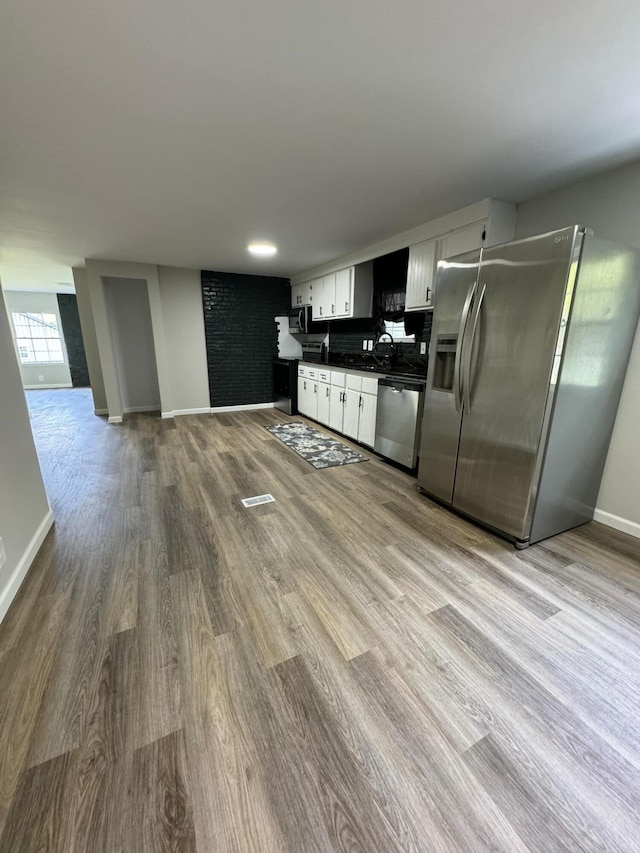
[{"x1": 288, "y1": 306, "x2": 312, "y2": 334}]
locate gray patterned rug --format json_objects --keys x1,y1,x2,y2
[{"x1": 266, "y1": 422, "x2": 368, "y2": 469}]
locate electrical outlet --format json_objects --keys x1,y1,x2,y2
[
  {"x1": 420, "y1": 342, "x2": 427, "y2": 355},
  {"x1": 0, "y1": 537, "x2": 6, "y2": 570},
  {"x1": 367, "y1": 340, "x2": 374, "y2": 351},
  {"x1": 38, "y1": 375, "x2": 44, "y2": 382},
  {"x1": 362, "y1": 339, "x2": 368, "y2": 350}
]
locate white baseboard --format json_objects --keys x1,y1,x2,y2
[
  {"x1": 94, "y1": 408, "x2": 108, "y2": 416},
  {"x1": 162, "y1": 407, "x2": 211, "y2": 418},
  {"x1": 108, "y1": 415, "x2": 123, "y2": 424},
  {"x1": 593, "y1": 508, "x2": 640, "y2": 539},
  {"x1": 210, "y1": 402, "x2": 275, "y2": 414},
  {"x1": 24, "y1": 383, "x2": 73, "y2": 390},
  {"x1": 123, "y1": 405, "x2": 160, "y2": 414},
  {"x1": 0, "y1": 509, "x2": 54, "y2": 624}
]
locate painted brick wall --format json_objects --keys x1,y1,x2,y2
[
  {"x1": 57, "y1": 294, "x2": 90, "y2": 387},
  {"x1": 201, "y1": 270, "x2": 290, "y2": 407}
]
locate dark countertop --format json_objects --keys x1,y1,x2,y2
[{"x1": 326, "y1": 352, "x2": 428, "y2": 383}]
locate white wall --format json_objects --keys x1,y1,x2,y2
[
  {"x1": 72, "y1": 267, "x2": 107, "y2": 413},
  {"x1": 515, "y1": 160, "x2": 640, "y2": 535},
  {"x1": 86, "y1": 260, "x2": 171, "y2": 420},
  {"x1": 104, "y1": 278, "x2": 161, "y2": 412},
  {"x1": 157, "y1": 266, "x2": 210, "y2": 414},
  {"x1": 3, "y1": 290, "x2": 72, "y2": 389},
  {"x1": 0, "y1": 285, "x2": 52, "y2": 622}
]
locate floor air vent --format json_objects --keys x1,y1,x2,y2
[{"x1": 240, "y1": 494, "x2": 276, "y2": 508}]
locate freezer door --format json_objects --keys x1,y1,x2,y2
[
  {"x1": 452, "y1": 226, "x2": 583, "y2": 542},
  {"x1": 417, "y1": 250, "x2": 481, "y2": 503}
]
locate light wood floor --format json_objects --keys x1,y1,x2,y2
[{"x1": 1, "y1": 388, "x2": 640, "y2": 851}]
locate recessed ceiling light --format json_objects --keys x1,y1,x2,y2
[{"x1": 248, "y1": 242, "x2": 277, "y2": 256}]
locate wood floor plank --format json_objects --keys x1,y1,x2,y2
[
  {"x1": 132, "y1": 730, "x2": 197, "y2": 852},
  {"x1": 134, "y1": 537, "x2": 182, "y2": 750},
  {"x1": 428, "y1": 604, "x2": 640, "y2": 847},
  {"x1": 0, "y1": 751, "x2": 78, "y2": 853},
  {"x1": 2, "y1": 387, "x2": 640, "y2": 851},
  {"x1": 463, "y1": 733, "x2": 608, "y2": 853},
  {"x1": 68, "y1": 628, "x2": 137, "y2": 852},
  {"x1": 0, "y1": 564, "x2": 75, "y2": 830}
]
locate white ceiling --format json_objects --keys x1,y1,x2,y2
[{"x1": 2, "y1": 0, "x2": 640, "y2": 290}]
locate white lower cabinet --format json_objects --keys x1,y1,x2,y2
[
  {"x1": 297, "y1": 368, "x2": 318, "y2": 419},
  {"x1": 297, "y1": 376, "x2": 309, "y2": 416},
  {"x1": 343, "y1": 389, "x2": 361, "y2": 440},
  {"x1": 299, "y1": 364, "x2": 378, "y2": 448},
  {"x1": 357, "y1": 392, "x2": 377, "y2": 447},
  {"x1": 342, "y1": 374, "x2": 378, "y2": 447},
  {"x1": 329, "y1": 385, "x2": 345, "y2": 432},
  {"x1": 317, "y1": 382, "x2": 331, "y2": 425}
]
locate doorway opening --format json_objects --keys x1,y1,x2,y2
[{"x1": 103, "y1": 277, "x2": 161, "y2": 415}]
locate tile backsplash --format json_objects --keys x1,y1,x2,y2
[{"x1": 328, "y1": 312, "x2": 432, "y2": 357}]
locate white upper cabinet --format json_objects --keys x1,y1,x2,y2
[
  {"x1": 405, "y1": 224, "x2": 488, "y2": 312},
  {"x1": 294, "y1": 199, "x2": 516, "y2": 314},
  {"x1": 334, "y1": 267, "x2": 353, "y2": 317},
  {"x1": 405, "y1": 204, "x2": 516, "y2": 311},
  {"x1": 321, "y1": 273, "x2": 337, "y2": 319},
  {"x1": 405, "y1": 238, "x2": 440, "y2": 311},
  {"x1": 291, "y1": 279, "x2": 315, "y2": 308},
  {"x1": 311, "y1": 263, "x2": 373, "y2": 321},
  {"x1": 439, "y1": 221, "x2": 487, "y2": 260}
]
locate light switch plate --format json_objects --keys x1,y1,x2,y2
[
  {"x1": 367, "y1": 340, "x2": 374, "y2": 351},
  {"x1": 420, "y1": 342, "x2": 427, "y2": 355},
  {"x1": 362, "y1": 340, "x2": 368, "y2": 350},
  {"x1": 0, "y1": 537, "x2": 5, "y2": 570}
]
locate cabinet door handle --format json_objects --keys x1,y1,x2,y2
[
  {"x1": 314, "y1": 384, "x2": 317, "y2": 394},
  {"x1": 359, "y1": 396, "x2": 363, "y2": 408},
  {"x1": 425, "y1": 287, "x2": 432, "y2": 303},
  {"x1": 345, "y1": 301, "x2": 348, "y2": 312},
  {"x1": 319, "y1": 306, "x2": 323, "y2": 315},
  {"x1": 332, "y1": 304, "x2": 335, "y2": 314},
  {"x1": 304, "y1": 381, "x2": 307, "y2": 390},
  {"x1": 326, "y1": 387, "x2": 330, "y2": 397}
]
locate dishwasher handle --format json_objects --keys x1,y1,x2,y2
[{"x1": 377, "y1": 377, "x2": 425, "y2": 393}]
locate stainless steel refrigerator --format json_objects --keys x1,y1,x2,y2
[{"x1": 417, "y1": 225, "x2": 640, "y2": 548}]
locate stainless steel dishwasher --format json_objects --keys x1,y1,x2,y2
[{"x1": 374, "y1": 377, "x2": 426, "y2": 468}]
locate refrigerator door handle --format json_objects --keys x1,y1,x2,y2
[
  {"x1": 454, "y1": 281, "x2": 477, "y2": 412},
  {"x1": 463, "y1": 282, "x2": 487, "y2": 412}
]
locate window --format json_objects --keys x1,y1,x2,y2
[
  {"x1": 383, "y1": 319, "x2": 415, "y2": 342},
  {"x1": 11, "y1": 312, "x2": 65, "y2": 364}
]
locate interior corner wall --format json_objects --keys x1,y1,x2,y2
[
  {"x1": 515, "y1": 159, "x2": 640, "y2": 533},
  {"x1": 2, "y1": 290, "x2": 72, "y2": 389},
  {"x1": 72, "y1": 267, "x2": 107, "y2": 412},
  {"x1": 157, "y1": 266, "x2": 210, "y2": 413},
  {"x1": 0, "y1": 285, "x2": 52, "y2": 623}
]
